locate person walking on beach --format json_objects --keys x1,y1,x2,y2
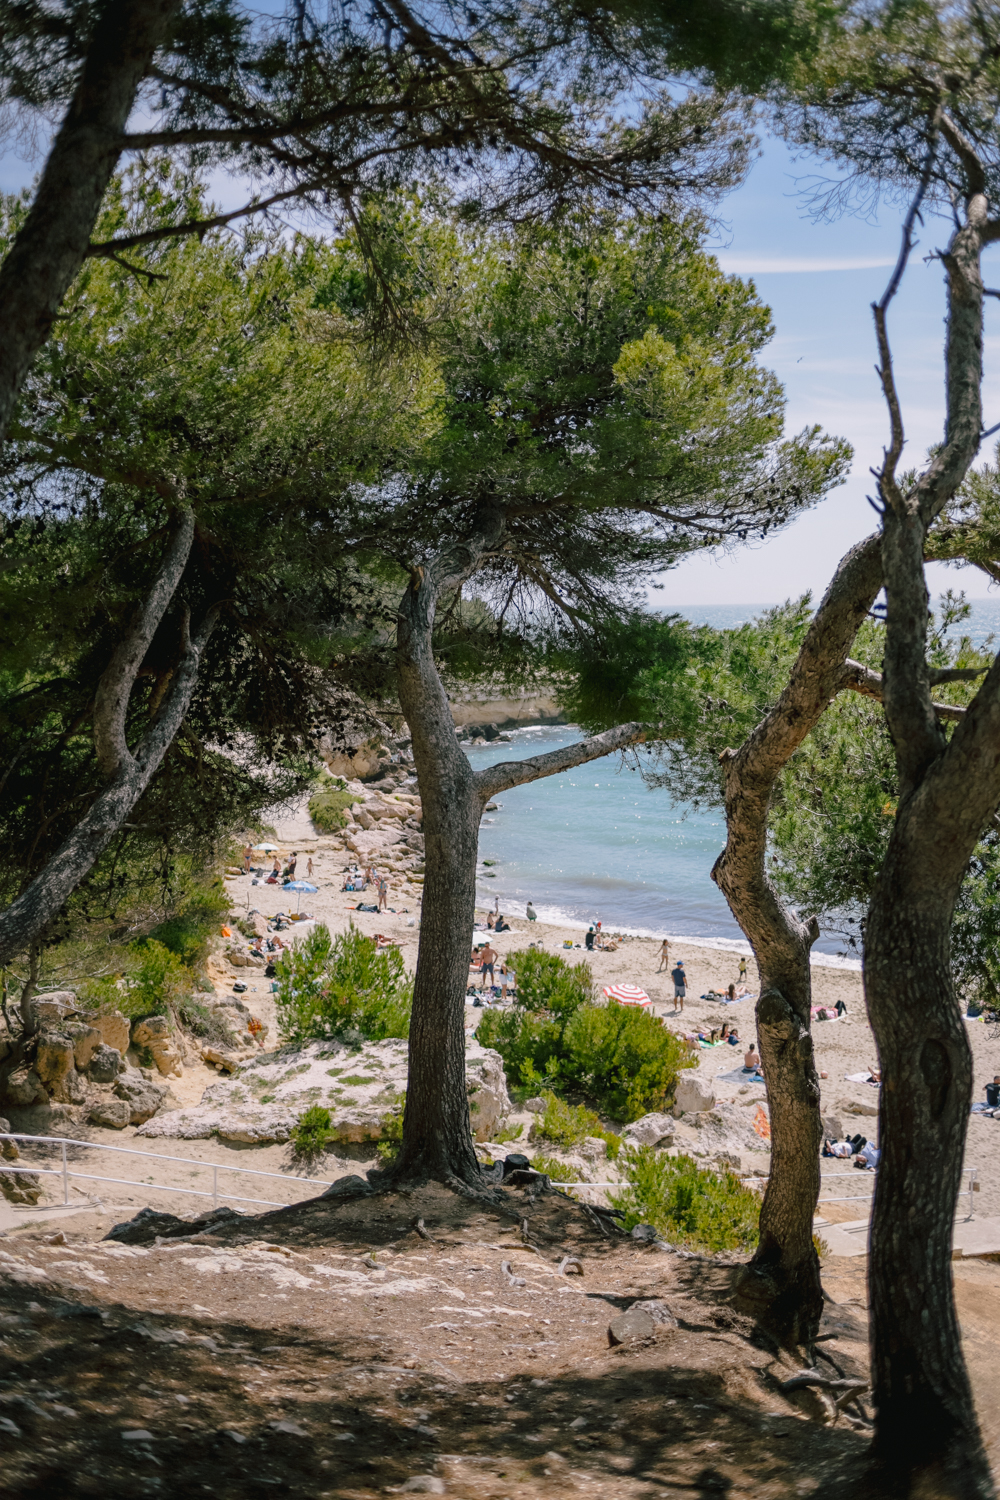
[
  {"x1": 526, "y1": 901, "x2": 537, "y2": 922},
  {"x1": 377, "y1": 874, "x2": 388, "y2": 912},
  {"x1": 657, "y1": 939, "x2": 670, "y2": 972},
  {"x1": 738, "y1": 955, "x2": 748, "y2": 984},
  {"x1": 307, "y1": 856, "x2": 314, "y2": 879},
  {"x1": 670, "y1": 960, "x2": 687, "y2": 1012}
]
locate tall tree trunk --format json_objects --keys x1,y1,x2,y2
[
  {"x1": 0, "y1": 513, "x2": 216, "y2": 966},
  {"x1": 0, "y1": 0, "x2": 181, "y2": 443},
  {"x1": 389, "y1": 511, "x2": 649, "y2": 1186},
  {"x1": 865, "y1": 862, "x2": 989, "y2": 1497},
  {"x1": 711, "y1": 531, "x2": 882, "y2": 1346},
  {"x1": 860, "y1": 131, "x2": 1000, "y2": 1498}
]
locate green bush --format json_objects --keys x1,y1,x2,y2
[
  {"x1": 148, "y1": 884, "x2": 230, "y2": 969},
  {"x1": 530, "y1": 1153, "x2": 583, "y2": 1182},
  {"x1": 274, "y1": 922, "x2": 412, "y2": 1043},
  {"x1": 79, "y1": 938, "x2": 193, "y2": 1019},
  {"x1": 291, "y1": 1105, "x2": 335, "y2": 1157},
  {"x1": 476, "y1": 949, "x2": 694, "y2": 1121},
  {"x1": 375, "y1": 1090, "x2": 406, "y2": 1165},
  {"x1": 531, "y1": 1092, "x2": 620, "y2": 1159},
  {"x1": 308, "y1": 780, "x2": 356, "y2": 833},
  {"x1": 609, "y1": 1147, "x2": 761, "y2": 1253}
]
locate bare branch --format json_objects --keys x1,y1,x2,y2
[
  {"x1": 474, "y1": 722, "x2": 647, "y2": 802},
  {"x1": 839, "y1": 658, "x2": 968, "y2": 720},
  {"x1": 873, "y1": 120, "x2": 940, "y2": 510},
  {"x1": 86, "y1": 184, "x2": 327, "y2": 258}
]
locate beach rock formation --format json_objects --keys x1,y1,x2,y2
[
  {"x1": 674, "y1": 1074, "x2": 716, "y2": 1116},
  {"x1": 623, "y1": 1112, "x2": 675, "y2": 1148},
  {"x1": 138, "y1": 1037, "x2": 511, "y2": 1145}
]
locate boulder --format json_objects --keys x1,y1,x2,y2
[
  {"x1": 608, "y1": 1308, "x2": 656, "y2": 1345},
  {"x1": 84, "y1": 1010, "x2": 130, "y2": 1057},
  {"x1": 88, "y1": 1096, "x2": 131, "y2": 1130},
  {"x1": 131, "y1": 1016, "x2": 183, "y2": 1078},
  {"x1": 88, "y1": 1044, "x2": 124, "y2": 1085},
  {"x1": 579, "y1": 1135, "x2": 608, "y2": 1161},
  {"x1": 524, "y1": 1096, "x2": 547, "y2": 1113},
  {"x1": 675, "y1": 1074, "x2": 716, "y2": 1116},
  {"x1": 114, "y1": 1072, "x2": 168, "y2": 1125},
  {"x1": 63, "y1": 1069, "x2": 90, "y2": 1105},
  {"x1": 0, "y1": 1167, "x2": 42, "y2": 1205},
  {"x1": 623, "y1": 1112, "x2": 675, "y2": 1149},
  {"x1": 34, "y1": 1032, "x2": 76, "y2": 1098},
  {"x1": 3, "y1": 1068, "x2": 46, "y2": 1107},
  {"x1": 0, "y1": 1118, "x2": 15, "y2": 1160},
  {"x1": 843, "y1": 1098, "x2": 878, "y2": 1118},
  {"x1": 32, "y1": 992, "x2": 79, "y2": 1025},
  {"x1": 139, "y1": 1037, "x2": 511, "y2": 1145},
  {"x1": 62, "y1": 1022, "x2": 104, "y2": 1071}
]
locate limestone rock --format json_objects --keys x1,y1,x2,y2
[
  {"x1": 843, "y1": 1098, "x2": 878, "y2": 1118},
  {"x1": 63, "y1": 1069, "x2": 90, "y2": 1105},
  {"x1": 34, "y1": 1032, "x2": 76, "y2": 1098},
  {"x1": 629, "y1": 1297, "x2": 677, "y2": 1328},
  {"x1": 139, "y1": 1037, "x2": 510, "y2": 1145},
  {"x1": 33, "y1": 992, "x2": 79, "y2": 1025},
  {"x1": 131, "y1": 1016, "x2": 183, "y2": 1078},
  {"x1": 524, "y1": 1096, "x2": 546, "y2": 1113},
  {"x1": 4, "y1": 1068, "x2": 46, "y2": 1107},
  {"x1": 0, "y1": 1167, "x2": 42, "y2": 1205},
  {"x1": 579, "y1": 1135, "x2": 609, "y2": 1161},
  {"x1": 113, "y1": 1072, "x2": 168, "y2": 1125},
  {"x1": 0, "y1": 1119, "x2": 16, "y2": 1160},
  {"x1": 623, "y1": 1112, "x2": 675, "y2": 1149},
  {"x1": 608, "y1": 1308, "x2": 656, "y2": 1345},
  {"x1": 88, "y1": 1044, "x2": 124, "y2": 1085},
  {"x1": 62, "y1": 1022, "x2": 104, "y2": 1071},
  {"x1": 84, "y1": 1010, "x2": 130, "y2": 1057},
  {"x1": 200, "y1": 1043, "x2": 257, "y2": 1073},
  {"x1": 88, "y1": 1096, "x2": 131, "y2": 1130},
  {"x1": 675, "y1": 1074, "x2": 716, "y2": 1115}
]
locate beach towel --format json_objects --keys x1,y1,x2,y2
[
  {"x1": 845, "y1": 1071, "x2": 879, "y2": 1084},
  {"x1": 715, "y1": 1067, "x2": 766, "y2": 1086},
  {"x1": 753, "y1": 1105, "x2": 771, "y2": 1141}
]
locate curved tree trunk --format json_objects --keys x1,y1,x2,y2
[
  {"x1": 0, "y1": 514, "x2": 215, "y2": 967},
  {"x1": 388, "y1": 511, "x2": 650, "y2": 1186},
  {"x1": 711, "y1": 531, "x2": 882, "y2": 1346}
]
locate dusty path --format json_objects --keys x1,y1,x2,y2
[{"x1": 0, "y1": 1182, "x2": 893, "y2": 1500}]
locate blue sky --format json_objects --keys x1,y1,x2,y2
[
  {"x1": 659, "y1": 136, "x2": 1000, "y2": 606},
  {"x1": 5, "y1": 116, "x2": 1000, "y2": 608}
]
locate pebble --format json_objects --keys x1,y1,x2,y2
[
  {"x1": 269, "y1": 1419, "x2": 308, "y2": 1436},
  {"x1": 121, "y1": 1429, "x2": 155, "y2": 1442}
]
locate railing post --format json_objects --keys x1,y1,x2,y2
[
  {"x1": 62, "y1": 1141, "x2": 68, "y2": 1205},
  {"x1": 213, "y1": 1164, "x2": 218, "y2": 1209}
]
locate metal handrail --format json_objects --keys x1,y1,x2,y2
[{"x1": 0, "y1": 1132, "x2": 332, "y2": 1212}]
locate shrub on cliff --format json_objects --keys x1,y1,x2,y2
[{"x1": 275, "y1": 923, "x2": 411, "y2": 1042}]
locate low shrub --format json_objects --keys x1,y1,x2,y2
[
  {"x1": 148, "y1": 884, "x2": 230, "y2": 969},
  {"x1": 309, "y1": 781, "x2": 356, "y2": 833},
  {"x1": 476, "y1": 950, "x2": 694, "y2": 1121},
  {"x1": 492, "y1": 1120, "x2": 524, "y2": 1144},
  {"x1": 529, "y1": 1153, "x2": 582, "y2": 1182},
  {"x1": 531, "y1": 1092, "x2": 620, "y2": 1159},
  {"x1": 609, "y1": 1147, "x2": 761, "y2": 1254},
  {"x1": 375, "y1": 1090, "x2": 406, "y2": 1165},
  {"x1": 291, "y1": 1105, "x2": 335, "y2": 1157},
  {"x1": 274, "y1": 922, "x2": 411, "y2": 1043},
  {"x1": 78, "y1": 938, "x2": 192, "y2": 1019}
]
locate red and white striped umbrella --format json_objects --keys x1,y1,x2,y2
[{"x1": 603, "y1": 983, "x2": 651, "y2": 1007}]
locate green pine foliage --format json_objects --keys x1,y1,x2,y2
[
  {"x1": 610, "y1": 1147, "x2": 761, "y2": 1253},
  {"x1": 290, "y1": 1105, "x2": 336, "y2": 1158},
  {"x1": 274, "y1": 923, "x2": 412, "y2": 1044}
]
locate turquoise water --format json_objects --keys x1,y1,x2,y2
[{"x1": 467, "y1": 598, "x2": 1000, "y2": 957}]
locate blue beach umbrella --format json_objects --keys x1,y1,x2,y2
[{"x1": 283, "y1": 879, "x2": 318, "y2": 914}]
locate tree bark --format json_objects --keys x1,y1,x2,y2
[
  {"x1": 388, "y1": 511, "x2": 649, "y2": 1186},
  {"x1": 0, "y1": 513, "x2": 215, "y2": 966},
  {"x1": 0, "y1": 0, "x2": 181, "y2": 444},
  {"x1": 711, "y1": 531, "x2": 882, "y2": 1346},
  {"x1": 860, "y1": 134, "x2": 1000, "y2": 1498}
]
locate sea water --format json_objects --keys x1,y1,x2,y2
[{"x1": 467, "y1": 596, "x2": 1000, "y2": 964}]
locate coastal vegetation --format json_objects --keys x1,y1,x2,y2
[
  {"x1": 610, "y1": 1147, "x2": 762, "y2": 1255},
  {"x1": 476, "y1": 950, "x2": 695, "y2": 1121},
  {"x1": 273, "y1": 924, "x2": 412, "y2": 1045}
]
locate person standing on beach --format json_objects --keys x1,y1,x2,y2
[
  {"x1": 307, "y1": 856, "x2": 314, "y2": 879},
  {"x1": 657, "y1": 939, "x2": 670, "y2": 972},
  {"x1": 243, "y1": 843, "x2": 253, "y2": 874},
  {"x1": 480, "y1": 941, "x2": 497, "y2": 991},
  {"x1": 377, "y1": 874, "x2": 388, "y2": 912},
  {"x1": 526, "y1": 901, "x2": 537, "y2": 922},
  {"x1": 738, "y1": 955, "x2": 748, "y2": 983},
  {"x1": 670, "y1": 960, "x2": 686, "y2": 1012}
]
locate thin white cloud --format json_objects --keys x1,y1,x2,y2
[{"x1": 716, "y1": 254, "x2": 896, "y2": 274}]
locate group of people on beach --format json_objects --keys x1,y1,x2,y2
[
  {"x1": 242, "y1": 845, "x2": 314, "y2": 884},
  {"x1": 340, "y1": 864, "x2": 389, "y2": 910}
]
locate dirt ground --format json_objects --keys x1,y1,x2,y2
[{"x1": 1, "y1": 1180, "x2": 998, "y2": 1499}]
